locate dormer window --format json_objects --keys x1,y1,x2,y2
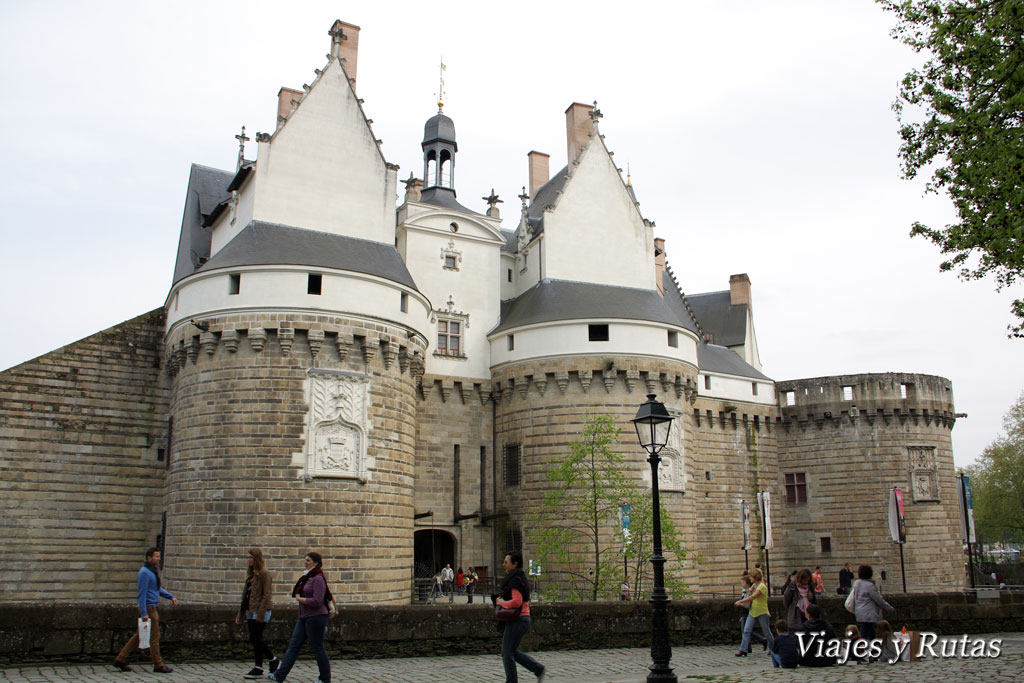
[
  {"x1": 441, "y1": 240, "x2": 462, "y2": 271},
  {"x1": 444, "y1": 255, "x2": 457, "y2": 269}
]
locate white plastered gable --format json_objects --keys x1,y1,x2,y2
[
  {"x1": 249, "y1": 57, "x2": 395, "y2": 244},
  {"x1": 540, "y1": 138, "x2": 655, "y2": 290}
]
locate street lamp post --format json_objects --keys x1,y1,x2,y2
[{"x1": 632, "y1": 393, "x2": 677, "y2": 683}]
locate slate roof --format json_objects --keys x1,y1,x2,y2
[
  {"x1": 171, "y1": 164, "x2": 233, "y2": 285},
  {"x1": 686, "y1": 290, "x2": 748, "y2": 347},
  {"x1": 697, "y1": 343, "x2": 771, "y2": 381},
  {"x1": 418, "y1": 187, "x2": 481, "y2": 216},
  {"x1": 195, "y1": 221, "x2": 419, "y2": 290},
  {"x1": 523, "y1": 165, "x2": 570, "y2": 237},
  {"x1": 492, "y1": 279, "x2": 698, "y2": 335}
]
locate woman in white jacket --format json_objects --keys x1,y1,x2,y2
[{"x1": 852, "y1": 564, "x2": 894, "y2": 641}]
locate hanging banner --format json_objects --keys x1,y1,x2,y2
[
  {"x1": 618, "y1": 504, "x2": 632, "y2": 551},
  {"x1": 957, "y1": 474, "x2": 977, "y2": 544},
  {"x1": 888, "y1": 487, "x2": 906, "y2": 544},
  {"x1": 757, "y1": 491, "x2": 773, "y2": 549},
  {"x1": 740, "y1": 500, "x2": 751, "y2": 550}
]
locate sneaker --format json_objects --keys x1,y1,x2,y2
[
  {"x1": 265, "y1": 675, "x2": 278, "y2": 682},
  {"x1": 244, "y1": 667, "x2": 264, "y2": 679},
  {"x1": 269, "y1": 657, "x2": 280, "y2": 674}
]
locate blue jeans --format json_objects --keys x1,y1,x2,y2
[
  {"x1": 739, "y1": 613, "x2": 773, "y2": 653},
  {"x1": 271, "y1": 614, "x2": 329, "y2": 682},
  {"x1": 501, "y1": 616, "x2": 544, "y2": 682}
]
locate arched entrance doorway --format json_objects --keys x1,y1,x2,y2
[{"x1": 413, "y1": 529, "x2": 456, "y2": 579}]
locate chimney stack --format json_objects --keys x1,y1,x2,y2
[
  {"x1": 565, "y1": 102, "x2": 595, "y2": 167},
  {"x1": 329, "y1": 20, "x2": 360, "y2": 88},
  {"x1": 729, "y1": 274, "x2": 752, "y2": 308},
  {"x1": 277, "y1": 87, "x2": 303, "y2": 128},
  {"x1": 654, "y1": 238, "x2": 666, "y2": 296},
  {"x1": 528, "y1": 151, "x2": 550, "y2": 198}
]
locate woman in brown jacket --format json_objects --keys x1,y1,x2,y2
[{"x1": 235, "y1": 548, "x2": 278, "y2": 679}]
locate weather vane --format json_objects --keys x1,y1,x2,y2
[{"x1": 435, "y1": 58, "x2": 447, "y2": 113}]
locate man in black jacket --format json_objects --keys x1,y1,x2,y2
[
  {"x1": 838, "y1": 562, "x2": 854, "y2": 594},
  {"x1": 793, "y1": 604, "x2": 838, "y2": 667}
]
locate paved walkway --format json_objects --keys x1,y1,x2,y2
[{"x1": 1, "y1": 633, "x2": 1021, "y2": 682}]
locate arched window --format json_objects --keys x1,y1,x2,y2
[
  {"x1": 426, "y1": 150, "x2": 438, "y2": 186},
  {"x1": 439, "y1": 150, "x2": 452, "y2": 187}
]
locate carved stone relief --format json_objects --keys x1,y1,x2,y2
[
  {"x1": 908, "y1": 445, "x2": 939, "y2": 503},
  {"x1": 305, "y1": 370, "x2": 372, "y2": 480}
]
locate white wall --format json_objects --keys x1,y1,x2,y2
[
  {"x1": 489, "y1": 320, "x2": 699, "y2": 369},
  {"x1": 539, "y1": 140, "x2": 655, "y2": 291},
  {"x1": 398, "y1": 203, "x2": 504, "y2": 380},
  {"x1": 699, "y1": 372, "x2": 776, "y2": 406},
  {"x1": 166, "y1": 266, "x2": 431, "y2": 342}
]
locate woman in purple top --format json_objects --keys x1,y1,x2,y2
[{"x1": 266, "y1": 552, "x2": 333, "y2": 683}]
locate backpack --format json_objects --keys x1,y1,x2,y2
[{"x1": 844, "y1": 581, "x2": 858, "y2": 613}]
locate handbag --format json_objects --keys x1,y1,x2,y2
[
  {"x1": 844, "y1": 582, "x2": 857, "y2": 613},
  {"x1": 495, "y1": 605, "x2": 521, "y2": 622}
]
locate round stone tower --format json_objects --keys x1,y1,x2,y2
[
  {"x1": 774, "y1": 372, "x2": 962, "y2": 591},
  {"x1": 163, "y1": 258, "x2": 429, "y2": 605}
]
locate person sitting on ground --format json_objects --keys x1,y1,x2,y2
[
  {"x1": 876, "y1": 620, "x2": 898, "y2": 664},
  {"x1": 793, "y1": 604, "x2": 838, "y2": 667},
  {"x1": 770, "y1": 619, "x2": 800, "y2": 669},
  {"x1": 843, "y1": 624, "x2": 864, "y2": 663}
]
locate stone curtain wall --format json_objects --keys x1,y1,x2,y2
[
  {"x1": 0, "y1": 309, "x2": 169, "y2": 602},
  {"x1": 688, "y1": 398, "x2": 780, "y2": 595},
  {"x1": 3, "y1": 593, "x2": 1021, "y2": 664},
  {"x1": 163, "y1": 313, "x2": 422, "y2": 605},
  {"x1": 774, "y1": 373, "x2": 962, "y2": 591},
  {"x1": 415, "y1": 375, "x2": 494, "y2": 575},
  {"x1": 490, "y1": 356, "x2": 701, "y2": 595}
]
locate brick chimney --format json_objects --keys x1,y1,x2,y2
[
  {"x1": 729, "y1": 273, "x2": 752, "y2": 308},
  {"x1": 654, "y1": 238, "x2": 666, "y2": 296},
  {"x1": 277, "y1": 87, "x2": 303, "y2": 128},
  {"x1": 329, "y1": 20, "x2": 360, "y2": 88},
  {"x1": 528, "y1": 151, "x2": 550, "y2": 198},
  {"x1": 565, "y1": 102, "x2": 595, "y2": 167}
]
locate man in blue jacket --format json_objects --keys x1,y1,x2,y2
[{"x1": 113, "y1": 547, "x2": 178, "y2": 673}]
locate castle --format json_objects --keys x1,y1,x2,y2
[{"x1": 0, "y1": 20, "x2": 963, "y2": 604}]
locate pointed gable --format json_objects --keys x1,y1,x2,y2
[
  {"x1": 537, "y1": 135, "x2": 655, "y2": 291},
  {"x1": 247, "y1": 54, "x2": 395, "y2": 244}
]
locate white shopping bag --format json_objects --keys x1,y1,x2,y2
[{"x1": 137, "y1": 617, "x2": 151, "y2": 650}]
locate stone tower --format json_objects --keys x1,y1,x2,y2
[{"x1": 161, "y1": 24, "x2": 427, "y2": 604}]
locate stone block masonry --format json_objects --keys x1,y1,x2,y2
[{"x1": 0, "y1": 309, "x2": 169, "y2": 602}]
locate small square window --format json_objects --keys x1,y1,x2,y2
[
  {"x1": 842, "y1": 386, "x2": 854, "y2": 401},
  {"x1": 752, "y1": 382, "x2": 758, "y2": 396},
  {"x1": 820, "y1": 536, "x2": 832, "y2": 553},
  {"x1": 228, "y1": 273, "x2": 241, "y2": 295},
  {"x1": 400, "y1": 292, "x2": 408, "y2": 313},
  {"x1": 444, "y1": 255, "x2": 457, "y2": 269},
  {"x1": 704, "y1": 375, "x2": 711, "y2": 391},
  {"x1": 307, "y1": 273, "x2": 322, "y2": 295},
  {"x1": 507, "y1": 268, "x2": 513, "y2": 283},
  {"x1": 588, "y1": 324, "x2": 609, "y2": 342},
  {"x1": 507, "y1": 334, "x2": 514, "y2": 351},
  {"x1": 667, "y1": 331, "x2": 678, "y2": 348}
]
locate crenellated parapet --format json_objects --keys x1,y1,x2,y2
[
  {"x1": 487, "y1": 356, "x2": 699, "y2": 404},
  {"x1": 163, "y1": 313, "x2": 427, "y2": 380},
  {"x1": 776, "y1": 372, "x2": 956, "y2": 431}
]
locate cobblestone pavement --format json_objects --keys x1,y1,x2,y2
[{"x1": 1, "y1": 633, "x2": 1021, "y2": 682}]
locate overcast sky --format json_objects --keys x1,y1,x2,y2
[{"x1": 1, "y1": 1, "x2": 1020, "y2": 468}]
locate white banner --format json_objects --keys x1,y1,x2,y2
[
  {"x1": 888, "y1": 487, "x2": 906, "y2": 544},
  {"x1": 757, "y1": 491, "x2": 773, "y2": 550},
  {"x1": 740, "y1": 500, "x2": 751, "y2": 550}
]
